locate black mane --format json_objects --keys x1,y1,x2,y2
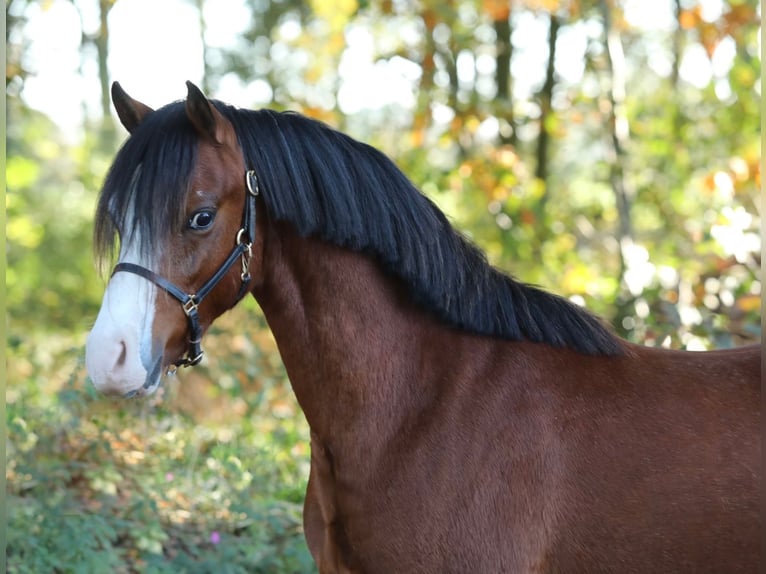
[{"x1": 95, "y1": 100, "x2": 622, "y2": 356}]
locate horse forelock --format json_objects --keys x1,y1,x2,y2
[{"x1": 94, "y1": 101, "x2": 198, "y2": 273}]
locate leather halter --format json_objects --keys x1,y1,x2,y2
[{"x1": 112, "y1": 170, "x2": 260, "y2": 371}]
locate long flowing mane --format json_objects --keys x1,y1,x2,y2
[{"x1": 95, "y1": 100, "x2": 622, "y2": 356}]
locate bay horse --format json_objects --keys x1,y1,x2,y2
[{"x1": 85, "y1": 81, "x2": 759, "y2": 573}]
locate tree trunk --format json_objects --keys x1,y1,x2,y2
[
  {"x1": 534, "y1": 13, "x2": 560, "y2": 186},
  {"x1": 195, "y1": 0, "x2": 212, "y2": 94},
  {"x1": 600, "y1": 0, "x2": 635, "y2": 335},
  {"x1": 494, "y1": 11, "x2": 516, "y2": 147},
  {"x1": 93, "y1": 0, "x2": 116, "y2": 144},
  {"x1": 670, "y1": 0, "x2": 684, "y2": 139},
  {"x1": 671, "y1": 0, "x2": 682, "y2": 89},
  {"x1": 412, "y1": 6, "x2": 438, "y2": 147},
  {"x1": 601, "y1": 0, "x2": 632, "y2": 249}
]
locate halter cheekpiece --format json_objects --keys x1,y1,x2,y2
[{"x1": 112, "y1": 169, "x2": 260, "y2": 376}]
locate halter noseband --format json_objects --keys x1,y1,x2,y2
[{"x1": 112, "y1": 169, "x2": 260, "y2": 372}]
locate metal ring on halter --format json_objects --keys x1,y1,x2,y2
[{"x1": 246, "y1": 170, "x2": 260, "y2": 196}]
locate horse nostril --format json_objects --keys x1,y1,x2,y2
[{"x1": 116, "y1": 341, "x2": 128, "y2": 368}]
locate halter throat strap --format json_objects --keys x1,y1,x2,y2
[{"x1": 112, "y1": 169, "x2": 260, "y2": 371}]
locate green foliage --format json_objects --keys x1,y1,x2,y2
[
  {"x1": 7, "y1": 333, "x2": 315, "y2": 573},
  {"x1": 6, "y1": 102, "x2": 108, "y2": 335}
]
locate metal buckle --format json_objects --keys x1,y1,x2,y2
[
  {"x1": 246, "y1": 170, "x2": 260, "y2": 197},
  {"x1": 173, "y1": 351, "x2": 203, "y2": 369},
  {"x1": 186, "y1": 351, "x2": 204, "y2": 367},
  {"x1": 182, "y1": 296, "x2": 198, "y2": 316},
  {"x1": 240, "y1": 241, "x2": 252, "y2": 281}
]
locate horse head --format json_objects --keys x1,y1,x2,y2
[{"x1": 86, "y1": 82, "x2": 264, "y2": 396}]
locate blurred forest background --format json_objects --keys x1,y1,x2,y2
[{"x1": 6, "y1": 0, "x2": 761, "y2": 571}]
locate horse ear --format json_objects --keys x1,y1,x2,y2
[
  {"x1": 111, "y1": 82, "x2": 153, "y2": 133},
  {"x1": 185, "y1": 80, "x2": 232, "y2": 146}
]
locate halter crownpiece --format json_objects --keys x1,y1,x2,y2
[{"x1": 112, "y1": 169, "x2": 260, "y2": 379}]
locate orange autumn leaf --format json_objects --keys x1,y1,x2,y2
[
  {"x1": 699, "y1": 22, "x2": 721, "y2": 58},
  {"x1": 702, "y1": 173, "x2": 717, "y2": 194},
  {"x1": 522, "y1": 0, "x2": 562, "y2": 12},
  {"x1": 679, "y1": 7, "x2": 701, "y2": 30},
  {"x1": 520, "y1": 209, "x2": 536, "y2": 225},
  {"x1": 482, "y1": 0, "x2": 511, "y2": 21},
  {"x1": 736, "y1": 294, "x2": 761, "y2": 313},
  {"x1": 723, "y1": 4, "x2": 759, "y2": 31}
]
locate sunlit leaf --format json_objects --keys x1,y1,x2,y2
[
  {"x1": 679, "y1": 7, "x2": 702, "y2": 30},
  {"x1": 6, "y1": 156, "x2": 40, "y2": 190},
  {"x1": 7, "y1": 214, "x2": 44, "y2": 249},
  {"x1": 310, "y1": 0, "x2": 358, "y2": 32},
  {"x1": 482, "y1": 0, "x2": 511, "y2": 21}
]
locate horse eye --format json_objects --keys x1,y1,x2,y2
[{"x1": 188, "y1": 209, "x2": 216, "y2": 231}]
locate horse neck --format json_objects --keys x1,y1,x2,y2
[{"x1": 253, "y1": 222, "x2": 436, "y2": 455}]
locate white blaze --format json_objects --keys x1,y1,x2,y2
[{"x1": 86, "y1": 231, "x2": 158, "y2": 396}]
